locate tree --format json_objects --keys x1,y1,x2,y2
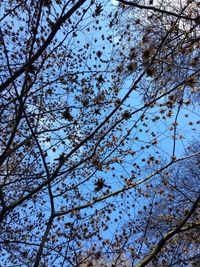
[{"x1": 0, "y1": 0, "x2": 199, "y2": 266}]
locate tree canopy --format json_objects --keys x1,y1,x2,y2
[{"x1": 0, "y1": 0, "x2": 200, "y2": 266}]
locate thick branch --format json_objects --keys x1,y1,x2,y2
[
  {"x1": 136, "y1": 194, "x2": 200, "y2": 267},
  {"x1": 33, "y1": 216, "x2": 54, "y2": 267},
  {"x1": 118, "y1": 0, "x2": 199, "y2": 22}
]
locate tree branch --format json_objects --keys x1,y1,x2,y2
[
  {"x1": 0, "y1": 0, "x2": 87, "y2": 93},
  {"x1": 54, "y1": 153, "x2": 200, "y2": 218},
  {"x1": 136, "y1": 194, "x2": 200, "y2": 267},
  {"x1": 118, "y1": 0, "x2": 199, "y2": 22}
]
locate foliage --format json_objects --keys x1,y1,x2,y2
[{"x1": 0, "y1": 0, "x2": 200, "y2": 266}]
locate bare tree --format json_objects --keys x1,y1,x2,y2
[{"x1": 0, "y1": 0, "x2": 200, "y2": 266}]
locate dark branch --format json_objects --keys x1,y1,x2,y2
[
  {"x1": 136, "y1": 194, "x2": 200, "y2": 267},
  {"x1": 118, "y1": 0, "x2": 199, "y2": 22},
  {"x1": 0, "y1": 0, "x2": 87, "y2": 93}
]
